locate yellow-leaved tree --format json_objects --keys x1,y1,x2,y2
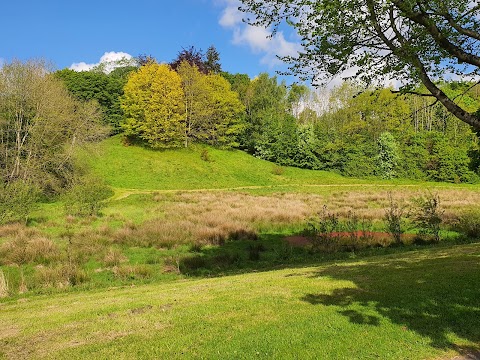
[
  {"x1": 201, "y1": 74, "x2": 245, "y2": 148},
  {"x1": 122, "y1": 63, "x2": 185, "y2": 148},
  {"x1": 176, "y1": 61, "x2": 245, "y2": 148}
]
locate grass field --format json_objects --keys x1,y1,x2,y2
[
  {"x1": 1, "y1": 243, "x2": 479, "y2": 359},
  {"x1": 1, "y1": 136, "x2": 480, "y2": 359}
]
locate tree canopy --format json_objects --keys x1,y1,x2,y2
[
  {"x1": 122, "y1": 63, "x2": 186, "y2": 148},
  {"x1": 170, "y1": 46, "x2": 222, "y2": 75},
  {"x1": 239, "y1": 0, "x2": 480, "y2": 130},
  {"x1": 55, "y1": 66, "x2": 137, "y2": 132},
  {"x1": 0, "y1": 60, "x2": 106, "y2": 195}
]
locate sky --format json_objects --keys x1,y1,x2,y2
[{"x1": 0, "y1": 0, "x2": 301, "y2": 80}]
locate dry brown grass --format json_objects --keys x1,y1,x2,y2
[
  {"x1": 0, "y1": 269, "x2": 9, "y2": 298},
  {"x1": 0, "y1": 230, "x2": 60, "y2": 265},
  {"x1": 34, "y1": 263, "x2": 89, "y2": 288},
  {"x1": 112, "y1": 264, "x2": 153, "y2": 280},
  {"x1": 317, "y1": 188, "x2": 480, "y2": 220},
  {"x1": 0, "y1": 186, "x2": 477, "y2": 296},
  {"x1": 103, "y1": 248, "x2": 128, "y2": 267},
  {"x1": 110, "y1": 192, "x2": 310, "y2": 248},
  {"x1": 109, "y1": 189, "x2": 480, "y2": 248}
]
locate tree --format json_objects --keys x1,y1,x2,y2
[
  {"x1": 201, "y1": 74, "x2": 245, "y2": 148},
  {"x1": 176, "y1": 61, "x2": 245, "y2": 148},
  {"x1": 55, "y1": 67, "x2": 136, "y2": 133},
  {"x1": 170, "y1": 46, "x2": 223, "y2": 75},
  {"x1": 376, "y1": 132, "x2": 400, "y2": 179},
  {"x1": 205, "y1": 45, "x2": 222, "y2": 74},
  {"x1": 287, "y1": 83, "x2": 309, "y2": 118},
  {"x1": 176, "y1": 61, "x2": 206, "y2": 147},
  {"x1": 221, "y1": 72, "x2": 251, "y2": 103},
  {"x1": 242, "y1": 73, "x2": 288, "y2": 152},
  {"x1": 170, "y1": 46, "x2": 209, "y2": 74},
  {"x1": 0, "y1": 60, "x2": 106, "y2": 196},
  {"x1": 239, "y1": 0, "x2": 480, "y2": 130},
  {"x1": 121, "y1": 63, "x2": 186, "y2": 148}
]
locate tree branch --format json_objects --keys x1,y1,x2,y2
[
  {"x1": 392, "y1": 0, "x2": 480, "y2": 67},
  {"x1": 391, "y1": 90, "x2": 435, "y2": 97},
  {"x1": 442, "y1": 13, "x2": 480, "y2": 41}
]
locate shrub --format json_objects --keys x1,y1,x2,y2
[
  {"x1": 304, "y1": 205, "x2": 340, "y2": 250},
  {"x1": 411, "y1": 193, "x2": 444, "y2": 242},
  {"x1": 0, "y1": 181, "x2": 39, "y2": 225},
  {"x1": 211, "y1": 252, "x2": 242, "y2": 268},
  {"x1": 272, "y1": 165, "x2": 285, "y2": 176},
  {"x1": 200, "y1": 148, "x2": 212, "y2": 162},
  {"x1": 247, "y1": 243, "x2": 266, "y2": 261},
  {"x1": 455, "y1": 209, "x2": 480, "y2": 239},
  {"x1": 275, "y1": 242, "x2": 294, "y2": 261},
  {"x1": 179, "y1": 255, "x2": 207, "y2": 272},
  {"x1": 384, "y1": 194, "x2": 407, "y2": 244},
  {"x1": 63, "y1": 175, "x2": 113, "y2": 216}
]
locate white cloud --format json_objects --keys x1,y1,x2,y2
[
  {"x1": 70, "y1": 51, "x2": 136, "y2": 73},
  {"x1": 219, "y1": 0, "x2": 243, "y2": 28},
  {"x1": 218, "y1": 0, "x2": 300, "y2": 68}
]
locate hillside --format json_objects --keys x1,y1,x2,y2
[{"x1": 89, "y1": 136, "x2": 368, "y2": 191}]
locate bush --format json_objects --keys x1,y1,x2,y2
[
  {"x1": 63, "y1": 175, "x2": 113, "y2": 216},
  {"x1": 247, "y1": 243, "x2": 266, "y2": 261},
  {"x1": 200, "y1": 148, "x2": 212, "y2": 162},
  {"x1": 304, "y1": 205, "x2": 340, "y2": 250},
  {"x1": 272, "y1": 165, "x2": 284, "y2": 175},
  {"x1": 384, "y1": 194, "x2": 407, "y2": 245},
  {"x1": 455, "y1": 209, "x2": 480, "y2": 239},
  {"x1": 0, "y1": 181, "x2": 39, "y2": 225},
  {"x1": 411, "y1": 193, "x2": 444, "y2": 242}
]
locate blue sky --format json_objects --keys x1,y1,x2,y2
[{"x1": 0, "y1": 0, "x2": 300, "y2": 80}]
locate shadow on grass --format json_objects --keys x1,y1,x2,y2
[
  {"x1": 300, "y1": 246, "x2": 480, "y2": 353},
  {"x1": 179, "y1": 232, "x2": 476, "y2": 278}
]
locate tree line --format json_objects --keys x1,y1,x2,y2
[
  {"x1": 1, "y1": 46, "x2": 479, "y2": 224},
  {"x1": 23, "y1": 50, "x2": 480, "y2": 183}
]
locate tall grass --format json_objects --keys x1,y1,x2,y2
[
  {"x1": 1, "y1": 187, "x2": 480, "y2": 296},
  {"x1": 0, "y1": 270, "x2": 8, "y2": 298}
]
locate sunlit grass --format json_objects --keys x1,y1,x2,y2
[{"x1": 1, "y1": 243, "x2": 479, "y2": 359}]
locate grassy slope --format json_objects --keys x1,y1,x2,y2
[
  {"x1": 89, "y1": 136, "x2": 370, "y2": 191},
  {"x1": 1, "y1": 243, "x2": 479, "y2": 359}
]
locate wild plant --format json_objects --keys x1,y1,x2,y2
[
  {"x1": 305, "y1": 205, "x2": 340, "y2": 250},
  {"x1": 384, "y1": 193, "x2": 407, "y2": 245},
  {"x1": 411, "y1": 193, "x2": 444, "y2": 242}
]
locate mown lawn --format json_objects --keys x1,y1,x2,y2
[{"x1": 1, "y1": 243, "x2": 479, "y2": 359}]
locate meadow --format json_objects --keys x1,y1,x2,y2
[{"x1": 1, "y1": 136, "x2": 480, "y2": 359}]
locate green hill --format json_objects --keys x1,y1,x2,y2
[{"x1": 89, "y1": 136, "x2": 366, "y2": 191}]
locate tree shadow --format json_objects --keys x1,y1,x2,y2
[{"x1": 300, "y1": 247, "x2": 480, "y2": 352}]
